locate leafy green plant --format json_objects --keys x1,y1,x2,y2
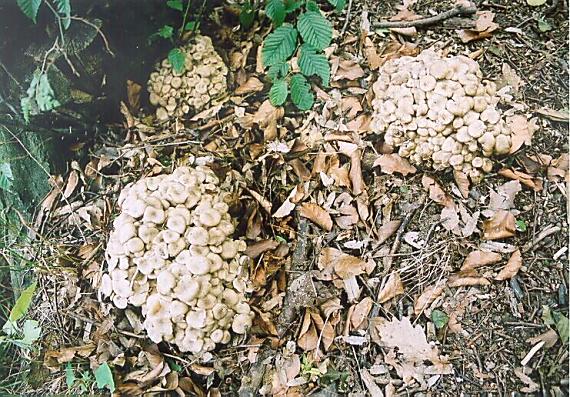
[
  {"x1": 1, "y1": 281, "x2": 42, "y2": 349},
  {"x1": 261, "y1": 0, "x2": 344, "y2": 110},
  {"x1": 149, "y1": 0, "x2": 204, "y2": 74},
  {"x1": 431, "y1": 309, "x2": 449, "y2": 330},
  {"x1": 16, "y1": 0, "x2": 72, "y2": 123},
  {"x1": 94, "y1": 362, "x2": 115, "y2": 393},
  {"x1": 65, "y1": 362, "x2": 96, "y2": 394}
]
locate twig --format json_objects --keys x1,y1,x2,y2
[
  {"x1": 522, "y1": 225, "x2": 561, "y2": 253},
  {"x1": 340, "y1": 0, "x2": 354, "y2": 37},
  {"x1": 373, "y1": 5, "x2": 477, "y2": 29},
  {"x1": 69, "y1": 16, "x2": 115, "y2": 57}
]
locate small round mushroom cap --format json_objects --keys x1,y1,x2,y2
[
  {"x1": 494, "y1": 134, "x2": 511, "y2": 155},
  {"x1": 468, "y1": 120, "x2": 486, "y2": 139},
  {"x1": 126, "y1": 237, "x2": 145, "y2": 254},
  {"x1": 167, "y1": 215, "x2": 187, "y2": 234},
  {"x1": 200, "y1": 208, "x2": 222, "y2": 227},
  {"x1": 143, "y1": 207, "x2": 166, "y2": 224},
  {"x1": 231, "y1": 313, "x2": 253, "y2": 334},
  {"x1": 186, "y1": 227, "x2": 209, "y2": 246},
  {"x1": 187, "y1": 309, "x2": 207, "y2": 329},
  {"x1": 210, "y1": 329, "x2": 224, "y2": 344},
  {"x1": 157, "y1": 270, "x2": 177, "y2": 294},
  {"x1": 187, "y1": 256, "x2": 211, "y2": 275}
]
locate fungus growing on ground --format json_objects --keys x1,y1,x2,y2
[
  {"x1": 147, "y1": 35, "x2": 228, "y2": 121},
  {"x1": 371, "y1": 50, "x2": 513, "y2": 182},
  {"x1": 100, "y1": 165, "x2": 253, "y2": 356}
]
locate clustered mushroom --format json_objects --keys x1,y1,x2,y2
[
  {"x1": 371, "y1": 50, "x2": 512, "y2": 182},
  {"x1": 147, "y1": 35, "x2": 228, "y2": 121},
  {"x1": 100, "y1": 165, "x2": 253, "y2": 355}
]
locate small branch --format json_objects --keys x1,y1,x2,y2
[
  {"x1": 522, "y1": 225, "x2": 561, "y2": 253},
  {"x1": 373, "y1": 5, "x2": 477, "y2": 29},
  {"x1": 340, "y1": 0, "x2": 354, "y2": 37},
  {"x1": 70, "y1": 16, "x2": 115, "y2": 57}
]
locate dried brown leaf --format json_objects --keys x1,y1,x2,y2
[
  {"x1": 453, "y1": 170, "x2": 470, "y2": 198},
  {"x1": 483, "y1": 210, "x2": 516, "y2": 240},
  {"x1": 447, "y1": 271, "x2": 490, "y2": 288},
  {"x1": 351, "y1": 297, "x2": 373, "y2": 329},
  {"x1": 273, "y1": 185, "x2": 299, "y2": 218},
  {"x1": 526, "y1": 329, "x2": 559, "y2": 348},
  {"x1": 363, "y1": 37, "x2": 382, "y2": 70},
  {"x1": 414, "y1": 282, "x2": 446, "y2": 316},
  {"x1": 298, "y1": 311, "x2": 319, "y2": 351},
  {"x1": 377, "y1": 220, "x2": 401, "y2": 245},
  {"x1": 244, "y1": 240, "x2": 279, "y2": 258},
  {"x1": 547, "y1": 153, "x2": 569, "y2": 182},
  {"x1": 536, "y1": 107, "x2": 569, "y2": 122},
  {"x1": 495, "y1": 249, "x2": 522, "y2": 280},
  {"x1": 488, "y1": 180, "x2": 521, "y2": 212},
  {"x1": 126, "y1": 80, "x2": 142, "y2": 112},
  {"x1": 373, "y1": 154, "x2": 416, "y2": 176},
  {"x1": 360, "y1": 368, "x2": 384, "y2": 397},
  {"x1": 235, "y1": 76, "x2": 265, "y2": 95},
  {"x1": 422, "y1": 175, "x2": 454, "y2": 208},
  {"x1": 298, "y1": 203, "x2": 333, "y2": 231},
  {"x1": 498, "y1": 168, "x2": 543, "y2": 191},
  {"x1": 333, "y1": 59, "x2": 365, "y2": 81},
  {"x1": 377, "y1": 272, "x2": 405, "y2": 304},
  {"x1": 461, "y1": 250, "x2": 502, "y2": 271},
  {"x1": 63, "y1": 170, "x2": 79, "y2": 199},
  {"x1": 507, "y1": 115, "x2": 537, "y2": 153}
]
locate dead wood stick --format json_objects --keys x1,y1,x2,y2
[
  {"x1": 373, "y1": 5, "x2": 477, "y2": 29},
  {"x1": 522, "y1": 225, "x2": 561, "y2": 253},
  {"x1": 276, "y1": 217, "x2": 311, "y2": 337}
]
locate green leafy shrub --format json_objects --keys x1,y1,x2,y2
[{"x1": 260, "y1": 0, "x2": 344, "y2": 110}]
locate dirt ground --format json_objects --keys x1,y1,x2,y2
[{"x1": 2, "y1": 0, "x2": 568, "y2": 396}]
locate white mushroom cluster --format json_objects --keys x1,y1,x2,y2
[
  {"x1": 100, "y1": 165, "x2": 253, "y2": 355},
  {"x1": 371, "y1": 50, "x2": 512, "y2": 182},
  {"x1": 147, "y1": 35, "x2": 228, "y2": 121}
]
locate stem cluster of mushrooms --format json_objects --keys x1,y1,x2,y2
[
  {"x1": 100, "y1": 165, "x2": 253, "y2": 355},
  {"x1": 147, "y1": 35, "x2": 228, "y2": 121},
  {"x1": 371, "y1": 50, "x2": 513, "y2": 182}
]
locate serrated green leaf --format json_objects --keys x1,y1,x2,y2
[
  {"x1": 167, "y1": 0, "x2": 184, "y2": 11},
  {"x1": 556, "y1": 313, "x2": 569, "y2": 344},
  {"x1": 37, "y1": 72, "x2": 60, "y2": 112},
  {"x1": 94, "y1": 362, "x2": 115, "y2": 393},
  {"x1": 267, "y1": 62, "x2": 289, "y2": 81},
  {"x1": 168, "y1": 48, "x2": 186, "y2": 73},
  {"x1": 431, "y1": 309, "x2": 449, "y2": 329},
  {"x1": 65, "y1": 363, "x2": 76, "y2": 388},
  {"x1": 157, "y1": 25, "x2": 174, "y2": 39},
  {"x1": 239, "y1": 2, "x2": 255, "y2": 29},
  {"x1": 17, "y1": 0, "x2": 43, "y2": 23},
  {"x1": 537, "y1": 18, "x2": 553, "y2": 32},
  {"x1": 515, "y1": 219, "x2": 527, "y2": 232},
  {"x1": 298, "y1": 44, "x2": 330, "y2": 86},
  {"x1": 2, "y1": 282, "x2": 37, "y2": 336},
  {"x1": 184, "y1": 21, "x2": 200, "y2": 31},
  {"x1": 266, "y1": 0, "x2": 285, "y2": 26},
  {"x1": 306, "y1": 1, "x2": 320, "y2": 12},
  {"x1": 0, "y1": 163, "x2": 14, "y2": 193},
  {"x1": 284, "y1": 0, "x2": 302, "y2": 13},
  {"x1": 21, "y1": 319, "x2": 41, "y2": 345},
  {"x1": 269, "y1": 79, "x2": 288, "y2": 106},
  {"x1": 327, "y1": 0, "x2": 346, "y2": 11},
  {"x1": 54, "y1": 0, "x2": 71, "y2": 29},
  {"x1": 297, "y1": 11, "x2": 332, "y2": 51},
  {"x1": 290, "y1": 74, "x2": 314, "y2": 110},
  {"x1": 262, "y1": 24, "x2": 297, "y2": 67}
]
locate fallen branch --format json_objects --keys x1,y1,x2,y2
[
  {"x1": 373, "y1": 5, "x2": 477, "y2": 29},
  {"x1": 522, "y1": 225, "x2": 561, "y2": 253}
]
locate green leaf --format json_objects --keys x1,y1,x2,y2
[
  {"x1": 0, "y1": 163, "x2": 14, "y2": 193},
  {"x1": 184, "y1": 21, "x2": 200, "y2": 31},
  {"x1": 516, "y1": 219, "x2": 527, "y2": 232},
  {"x1": 2, "y1": 281, "x2": 37, "y2": 335},
  {"x1": 284, "y1": 0, "x2": 302, "y2": 13},
  {"x1": 297, "y1": 11, "x2": 332, "y2": 51},
  {"x1": 94, "y1": 362, "x2": 115, "y2": 393},
  {"x1": 21, "y1": 319, "x2": 41, "y2": 345},
  {"x1": 168, "y1": 48, "x2": 186, "y2": 73},
  {"x1": 537, "y1": 18, "x2": 553, "y2": 32},
  {"x1": 65, "y1": 363, "x2": 76, "y2": 388},
  {"x1": 157, "y1": 25, "x2": 174, "y2": 39},
  {"x1": 305, "y1": 1, "x2": 320, "y2": 12},
  {"x1": 555, "y1": 313, "x2": 569, "y2": 344},
  {"x1": 542, "y1": 305, "x2": 555, "y2": 325},
  {"x1": 290, "y1": 74, "x2": 314, "y2": 111},
  {"x1": 527, "y1": 0, "x2": 547, "y2": 5},
  {"x1": 239, "y1": 2, "x2": 255, "y2": 30},
  {"x1": 54, "y1": 0, "x2": 71, "y2": 29},
  {"x1": 267, "y1": 62, "x2": 289, "y2": 81},
  {"x1": 167, "y1": 0, "x2": 184, "y2": 11},
  {"x1": 17, "y1": 0, "x2": 43, "y2": 23},
  {"x1": 266, "y1": 0, "x2": 285, "y2": 26},
  {"x1": 327, "y1": 0, "x2": 346, "y2": 11},
  {"x1": 298, "y1": 44, "x2": 330, "y2": 86},
  {"x1": 262, "y1": 24, "x2": 297, "y2": 67},
  {"x1": 269, "y1": 79, "x2": 288, "y2": 106},
  {"x1": 431, "y1": 309, "x2": 449, "y2": 329}
]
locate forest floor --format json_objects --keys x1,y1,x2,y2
[{"x1": 2, "y1": 0, "x2": 568, "y2": 396}]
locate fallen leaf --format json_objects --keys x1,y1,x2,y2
[
  {"x1": 535, "y1": 107, "x2": 569, "y2": 122},
  {"x1": 360, "y1": 368, "x2": 384, "y2": 397},
  {"x1": 514, "y1": 367, "x2": 540, "y2": 393},
  {"x1": 63, "y1": 170, "x2": 79, "y2": 199},
  {"x1": 363, "y1": 38, "x2": 382, "y2": 70},
  {"x1": 373, "y1": 154, "x2": 417, "y2": 176},
  {"x1": 456, "y1": 11, "x2": 499, "y2": 43},
  {"x1": 318, "y1": 247, "x2": 367, "y2": 280},
  {"x1": 298, "y1": 311, "x2": 318, "y2": 351},
  {"x1": 461, "y1": 250, "x2": 502, "y2": 271},
  {"x1": 333, "y1": 59, "x2": 365, "y2": 81},
  {"x1": 273, "y1": 186, "x2": 299, "y2": 218},
  {"x1": 498, "y1": 168, "x2": 542, "y2": 191},
  {"x1": 235, "y1": 76, "x2": 265, "y2": 95},
  {"x1": 351, "y1": 297, "x2": 373, "y2": 329},
  {"x1": 298, "y1": 202, "x2": 333, "y2": 231},
  {"x1": 526, "y1": 329, "x2": 559, "y2": 348},
  {"x1": 310, "y1": 311, "x2": 335, "y2": 351},
  {"x1": 483, "y1": 210, "x2": 516, "y2": 240},
  {"x1": 488, "y1": 180, "x2": 522, "y2": 212},
  {"x1": 340, "y1": 96, "x2": 363, "y2": 119},
  {"x1": 507, "y1": 115, "x2": 538, "y2": 153},
  {"x1": 547, "y1": 153, "x2": 569, "y2": 182},
  {"x1": 414, "y1": 281, "x2": 446, "y2": 316},
  {"x1": 244, "y1": 240, "x2": 279, "y2": 258},
  {"x1": 422, "y1": 175, "x2": 454, "y2": 208},
  {"x1": 377, "y1": 272, "x2": 405, "y2": 303},
  {"x1": 453, "y1": 170, "x2": 470, "y2": 198},
  {"x1": 495, "y1": 249, "x2": 522, "y2": 280},
  {"x1": 440, "y1": 206, "x2": 460, "y2": 232},
  {"x1": 126, "y1": 80, "x2": 142, "y2": 112},
  {"x1": 377, "y1": 220, "x2": 401, "y2": 245},
  {"x1": 447, "y1": 271, "x2": 490, "y2": 287},
  {"x1": 499, "y1": 63, "x2": 524, "y2": 95}
]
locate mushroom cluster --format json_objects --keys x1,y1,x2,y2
[
  {"x1": 147, "y1": 35, "x2": 228, "y2": 121},
  {"x1": 371, "y1": 50, "x2": 512, "y2": 182},
  {"x1": 100, "y1": 165, "x2": 253, "y2": 355}
]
